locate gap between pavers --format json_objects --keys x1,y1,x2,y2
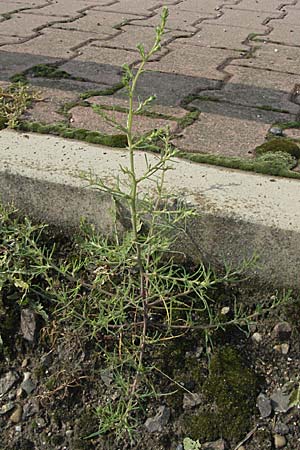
[{"x1": 0, "y1": 129, "x2": 299, "y2": 291}]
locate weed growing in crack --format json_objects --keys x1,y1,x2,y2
[{"x1": 0, "y1": 82, "x2": 40, "y2": 129}]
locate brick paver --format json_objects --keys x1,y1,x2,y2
[{"x1": 0, "y1": 0, "x2": 300, "y2": 168}]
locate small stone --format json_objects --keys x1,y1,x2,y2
[
  {"x1": 0, "y1": 402, "x2": 15, "y2": 415},
  {"x1": 274, "y1": 434, "x2": 286, "y2": 448},
  {"x1": 202, "y1": 439, "x2": 226, "y2": 450},
  {"x1": 176, "y1": 445, "x2": 183, "y2": 450},
  {"x1": 252, "y1": 332, "x2": 263, "y2": 344},
  {"x1": 20, "y1": 309, "x2": 36, "y2": 342},
  {"x1": 10, "y1": 405, "x2": 23, "y2": 423},
  {"x1": 271, "y1": 389, "x2": 292, "y2": 413},
  {"x1": 281, "y1": 344, "x2": 290, "y2": 355},
  {"x1": 21, "y1": 358, "x2": 29, "y2": 368},
  {"x1": 221, "y1": 306, "x2": 230, "y2": 315},
  {"x1": 272, "y1": 322, "x2": 292, "y2": 341},
  {"x1": 144, "y1": 406, "x2": 170, "y2": 433},
  {"x1": 238, "y1": 447, "x2": 246, "y2": 450},
  {"x1": 36, "y1": 417, "x2": 46, "y2": 428},
  {"x1": 100, "y1": 369, "x2": 114, "y2": 387},
  {"x1": 21, "y1": 372, "x2": 36, "y2": 395},
  {"x1": 257, "y1": 393, "x2": 272, "y2": 418},
  {"x1": 274, "y1": 422, "x2": 289, "y2": 435},
  {"x1": 0, "y1": 371, "x2": 19, "y2": 396},
  {"x1": 66, "y1": 429, "x2": 73, "y2": 438},
  {"x1": 183, "y1": 392, "x2": 202, "y2": 409},
  {"x1": 269, "y1": 127, "x2": 284, "y2": 136},
  {"x1": 15, "y1": 425, "x2": 22, "y2": 432}
]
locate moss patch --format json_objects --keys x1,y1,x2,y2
[
  {"x1": 184, "y1": 347, "x2": 259, "y2": 444},
  {"x1": 18, "y1": 121, "x2": 128, "y2": 148},
  {"x1": 255, "y1": 138, "x2": 300, "y2": 159},
  {"x1": 180, "y1": 151, "x2": 300, "y2": 179}
]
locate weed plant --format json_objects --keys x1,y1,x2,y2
[
  {"x1": 0, "y1": 8, "x2": 295, "y2": 445},
  {"x1": 0, "y1": 83, "x2": 40, "y2": 129}
]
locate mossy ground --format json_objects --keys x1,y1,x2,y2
[{"x1": 183, "y1": 347, "x2": 259, "y2": 444}]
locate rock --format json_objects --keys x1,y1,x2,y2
[
  {"x1": 274, "y1": 422, "x2": 289, "y2": 435},
  {"x1": 0, "y1": 371, "x2": 19, "y2": 396},
  {"x1": 183, "y1": 392, "x2": 202, "y2": 409},
  {"x1": 202, "y1": 439, "x2": 226, "y2": 450},
  {"x1": 10, "y1": 405, "x2": 23, "y2": 423},
  {"x1": 144, "y1": 406, "x2": 170, "y2": 433},
  {"x1": 269, "y1": 127, "x2": 284, "y2": 137},
  {"x1": 22, "y1": 400, "x2": 39, "y2": 420},
  {"x1": 220, "y1": 306, "x2": 230, "y2": 315},
  {"x1": 21, "y1": 372, "x2": 36, "y2": 395},
  {"x1": 238, "y1": 447, "x2": 246, "y2": 450},
  {"x1": 270, "y1": 389, "x2": 292, "y2": 413},
  {"x1": 274, "y1": 434, "x2": 287, "y2": 448},
  {"x1": 100, "y1": 369, "x2": 114, "y2": 387},
  {"x1": 257, "y1": 393, "x2": 272, "y2": 418},
  {"x1": 66, "y1": 429, "x2": 73, "y2": 438},
  {"x1": 0, "y1": 402, "x2": 15, "y2": 415},
  {"x1": 176, "y1": 445, "x2": 183, "y2": 450},
  {"x1": 272, "y1": 322, "x2": 292, "y2": 341},
  {"x1": 15, "y1": 425, "x2": 22, "y2": 432},
  {"x1": 252, "y1": 332, "x2": 263, "y2": 344},
  {"x1": 281, "y1": 343, "x2": 290, "y2": 355},
  {"x1": 20, "y1": 309, "x2": 36, "y2": 342}
]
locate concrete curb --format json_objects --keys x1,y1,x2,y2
[{"x1": 0, "y1": 129, "x2": 299, "y2": 290}]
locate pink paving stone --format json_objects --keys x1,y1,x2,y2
[
  {"x1": 232, "y1": 42, "x2": 300, "y2": 75},
  {"x1": 0, "y1": 28, "x2": 98, "y2": 58},
  {"x1": 172, "y1": 101, "x2": 293, "y2": 157},
  {"x1": 23, "y1": 0, "x2": 112, "y2": 17},
  {"x1": 284, "y1": 129, "x2": 300, "y2": 140},
  {"x1": 69, "y1": 105, "x2": 178, "y2": 134},
  {"x1": 0, "y1": 2, "x2": 34, "y2": 14},
  {"x1": 97, "y1": 25, "x2": 188, "y2": 52},
  {"x1": 0, "y1": 35, "x2": 24, "y2": 45},
  {"x1": 87, "y1": 95, "x2": 187, "y2": 118},
  {"x1": 223, "y1": 0, "x2": 287, "y2": 12},
  {"x1": 143, "y1": 44, "x2": 242, "y2": 80},
  {"x1": 191, "y1": 65, "x2": 300, "y2": 114},
  {"x1": 255, "y1": 22, "x2": 300, "y2": 46},
  {"x1": 60, "y1": 46, "x2": 140, "y2": 84},
  {"x1": 0, "y1": 13, "x2": 56, "y2": 38},
  {"x1": 93, "y1": 0, "x2": 180, "y2": 15},
  {"x1": 176, "y1": 0, "x2": 227, "y2": 14},
  {"x1": 130, "y1": 6, "x2": 215, "y2": 32},
  {"x1": 175, "y1": 25, "x2": 251, "y2": 50},
  {"x1": 277, "y1": 6, "x2": 300, "y2": 25},
  {"x1": 52, "y1": 11, "x2": 142, "y2": 35},
  {"x1": 204, "y1": 8, "x2": 282, "y2": 29}
]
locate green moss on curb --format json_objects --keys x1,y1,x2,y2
[
  {"x1": 179, "y1": 151, "x2": 300, "y2": 179},
  {"x1": 184, "y1": 347, "x2": 259, "y2": 444},
  {"x1": 18, "y1": 121, "x2": 128, "y2": 148},
  {"x1": 255, "y1": 138, "x2": 300, "y2": 159}
]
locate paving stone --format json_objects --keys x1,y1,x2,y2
[
  {"x1": 28, "y1": 77, "x2": 108, "y2": 95},
  {"x1": 278, "y1": 5, "x2": 300, "y2": 25},
  {"x1": 175, "y1": 24, "x2": 251, "y2": 50},
  {"x1": 223, "y1": 0, "x2": 287, "y2": 12},
  {"x1": 172, "y1": 101, "x2": 294, "y2": 157},
  {"x1": 1, "y1": 28, "x2": 95, "y2": 58},
  {"x1": 232, "y1": 42, "x2": 300, "y2": 75},
  {"x1": 285, "y1": 128, "x2": 300, "y2": 140},
  {"x1": 0, "y1": 35, "x2": 24, "y2": 45},
  {"x1": 0, "y1": 13, "x2": 56, "y2": 38},
  {"x1": 119, "y1": 70, "x2": 219, "y2": 107},
  {"x1": 0, "y1": 2, "x2": 35, "y2": 14},
  {"x1": 94, "y1": 0, "x2": 179, "y2": 15},
  {"x1": 257, "y1": 22, "x2": 300, "y2": 46},
  {"x1": 98, "y1": 24, "x2": 187, "y2": 52},
  {"x1": 87, "y1": 95, "x2": 187, "y2": 118},
  {"x1": 176, "y1": 0, "x2": 226, "y2": 14},
  {"x1": 23, "y1": 85, "x2": 77, "y2": 124},
  {"x1": 69, "y1": 105, "x2": 178, "y2": 134},
  {"x1": 53, "y1": 11, "x2": 141, "y2": 35},
  {"x1": 61, "y1": 46, "x2": 140, "y2": 85},
  {"x1": 130, "y1": 6, "x2": 215, "y2": 32},
  {"x1": 204, "y1": 8, "x2": 282, "y2": 29},
  {"x1": 145, "y1": 44, "x2": 242, "y2": 80},
  {"x1": 191, "y1": 65, "x2": 300, "y2": 114},
  {"x1": 23, "y1": 0, "x2": 110, "y2": 18},
  {"x1": 0, "y1": 50, "x2": 59, "y2": 81}
]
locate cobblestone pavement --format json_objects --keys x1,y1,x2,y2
[{"x1": 1, "y1": 0, "x2": 300, "y2": 171}]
